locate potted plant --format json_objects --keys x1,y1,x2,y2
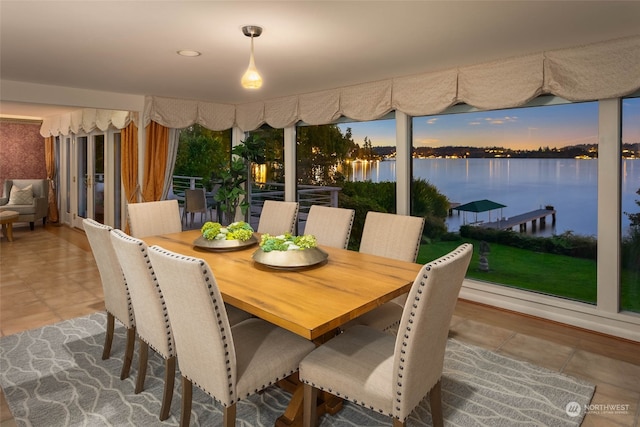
[{"x1": 213, "y1": 135, "x2": 265, "y2": 224}]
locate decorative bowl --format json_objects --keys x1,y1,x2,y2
[
  {"x1": 252, "y1": 246, "x2": 328, "y2": 269},
  {"x1": 193, "y1": 234, "x2": 258, "y2": 252}
]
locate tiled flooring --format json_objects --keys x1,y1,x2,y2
[{"x1": 1, "y1": 223, "x2": 639, "y2": 426}]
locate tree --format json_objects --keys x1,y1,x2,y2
[
  {"x1": 174, "y1": 125, "x2": 230, "y2": 185},
  {"x1": 622, "y1": 188, "x2": 640, "y2": 272},
  {"x1": 625, "y1": 188, "x2": 640, "y2": 230},
  {"x1": 363, "y1": 136, "x2": 375, "y2": 160},
  {"x1": 247, "y1": 126, "x2": 284, "y2": 183},
  {"x1": 213, "y1": 134, "x2": 266, "y2": 223},
  {"x1": 297, "y1": 124, "x2": 356, "y2": 185}
]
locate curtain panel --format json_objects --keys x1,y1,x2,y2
[
  {"x1": 143, "y1": 35, "x2": 640, "y2": 132},
  {"x1": 121, "y1": 122, "x2": 138, "y2": 234},
  {"x1": 44, "y1": 136, "x2": 59, "y2": 223},
  {"x1": 142, "y1": 122, "x2": 169, "y2": 202},
  {"x1": 121, "y1": 122, "x2": 139, "y2": 205},
  {"x1": 40, "y1": 108, "x2": 136, "y2": 137}
]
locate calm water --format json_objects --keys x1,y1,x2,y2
[{"x1": 348, "y1": 158, "x2": 640, "y2": 237}]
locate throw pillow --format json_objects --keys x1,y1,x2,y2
[{"x1": 8, "y1": 184, "x2": 34, "y2": 205}]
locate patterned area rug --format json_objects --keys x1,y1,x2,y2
[{"x1": 0, "y1": 313, "x2": 594, "y2": 426}]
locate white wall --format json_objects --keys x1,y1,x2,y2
[{"x1": 0, "y1": 80, "x2": 145, "y2": 114}]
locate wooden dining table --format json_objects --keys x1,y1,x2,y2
[{"x1": 142, "y1": 229, "x2": 423, "y2": 425}]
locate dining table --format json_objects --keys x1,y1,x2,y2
[{"x1": 142, "y1": 229, "x2": 423, "y2": 426}]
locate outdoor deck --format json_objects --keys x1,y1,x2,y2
[{"x1": 481, "y1": 208, "x2": 556, "y2": 232}]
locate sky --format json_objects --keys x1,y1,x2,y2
[{"x1": 338, "y1": 97, "x2": 640, "y2": 150}]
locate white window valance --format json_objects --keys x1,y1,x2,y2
[
  {"x1": 544, "y1": 35, "x2": 640, "y2": 101},
  {"x1": 142, "y1": 96, "x2": 235, "y2": 131},
  {"x1": 40, "y1": 108, "x2": 137, "y2": 137},
  {"x1": 138, "y1": 34, "x2": 638, "y2": 132}
]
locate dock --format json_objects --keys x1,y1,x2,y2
[
  {"x1": 481, "y1": 208, "x2": 556, "y2": 232},
  {"x1": 448, "y1": 202, "x2": 460, "y2": 216}
]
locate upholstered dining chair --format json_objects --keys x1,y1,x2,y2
[
  {"x1": 359, "y1": 211, "x2": 425, "y2": 262},
  {"x1": 108, "y1": 229, "x2": 176, "y2": 420},
  {"x1": 82, "y1": 218, "x2": 136, "y2": 380},
  {"x1": 110, "y1": 229, "x2": 253, "y2": 421},
  {"x1": 126, "y1": 199, "x2": 183, "y2": 238},
  {"x1": 348, "y1": 211, "x2": 425, "y2": 332},
  {"x1": 256, "y1": 200, "x2": 299, "y2": 235},
  {"x1": 183, "y1": 188, "x2": 208, "y2": 227},
  {"x1": 300, "y1": 243, "x2": 473, "y2": 427},
  {"x1": 303, "y1": 205, "x2": 355, "y2": 249},
  {"x1": 147, "y1": 245, "x2": 316, "y2": 427}
]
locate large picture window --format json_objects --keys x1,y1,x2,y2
[
  {"x1": 621, "y1": 97, "x2": 640, "y2": 313},
  {"x1": 412, "y1": 102, "x2": 601, "y2": 304}
]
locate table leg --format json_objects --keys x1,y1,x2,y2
[
  {"x1": 275, "y1": 377, "x2": 343, "y2": 427},
  {"x1": 1, "y1": 223, "x2": 13, "y2": 242}
]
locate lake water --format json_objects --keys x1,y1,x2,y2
[{"x1": 347, "y1": 158, "x2": 640, "y2": 237}]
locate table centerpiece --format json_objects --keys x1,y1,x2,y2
[
  {"x1": 252, "y1": 233, "x2": 328, "y2": 269},
  {"x1": 193, "y1": 221, "x2": 258, "y2": 251}
]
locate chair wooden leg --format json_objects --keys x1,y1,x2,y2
[
  {"x1": 180, "y1": 376, "x2": 192, "y2": 427},
  {"x1": 223, "y1": 403, "x2": 236, "y2": 427},
  {"x1": 159, "y1": 356, "x2": 176, "y2": 421},
  {"x1": 429, "y1": 379, "x2": 444, "y2": 427},
  {"x1": 29, "y1": 221, "x2": 34, "y2": 231},
  {"x1": 303, "y1": 384, "x2": 318, "y2": 427},
  {"x1": 393, "y1": 419, "x2": 405, "y2": 427},
  {"x1": 135, "y1": 338, "x2": 148, "y2": 393},
  {"x1": 102, "y1": 312, "x2": 115, "y2": 360},
  {"x1": 120, "y1": 327, "x2": 136, "y2": 380}
]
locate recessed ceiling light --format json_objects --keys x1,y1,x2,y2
[{"x1": 177, "y1": 50, "x2": 201, "y2": 57}]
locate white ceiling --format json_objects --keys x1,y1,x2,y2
[{"x1": 2, "y1": 1, "x2": 640, "y2": 120}]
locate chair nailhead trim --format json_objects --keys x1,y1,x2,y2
[{"x1": 299, "y1": 379, "x2": 394, "y2": 418}]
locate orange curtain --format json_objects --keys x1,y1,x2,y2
[
  {"x1": 121, "y1": 122, "x2": 139, "y2": 233},
  {"x1": 142, "y1": 121, "x2": 169, "y2": 202},
  {"x1": 44, "y1": 136, "x2": 59, "y2": 223}
]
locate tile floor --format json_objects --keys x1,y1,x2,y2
[{"x1": 1, "y1": 223, "x2": 639, "y2": 426}]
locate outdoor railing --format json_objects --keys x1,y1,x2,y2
[
  {"x1": 171, "y1": 175, "x2": 205, "y2": 195},
  {"x1": 251, "y1": 181, "x2": 341, "y2": 223},
  {"x1": 171, "y1": 176, "x2": 341, "y2": 225}
]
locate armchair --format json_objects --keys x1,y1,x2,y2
[{"x1": 0, "y1": 179, "x2": 49, "y2": 230}]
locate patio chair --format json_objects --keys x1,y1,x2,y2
[{"x1": 183, "y1": 188, "x2": 208, "y2": 227}]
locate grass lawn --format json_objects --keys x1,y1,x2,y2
[{"x1": 417, "y1": 238, "x2": 640, "y2": 312}]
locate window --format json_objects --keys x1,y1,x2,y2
[
  {"x1": 246, "y1": 126, "x2": 284, "y2": 228},
  {"x1": 174, "y1": 125, "x2": 232, "y2": 191},
  {"x1": 412, "y1": 102, "x2": 599, "y2": 304},
  {"x1": 621, "y1": 96, "x2": 640, "y2": 313}
]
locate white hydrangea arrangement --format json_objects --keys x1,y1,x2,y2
[
  {"x1": 201, "y1": 221, "x2": 254, "y2": 241},
  {"x1": 259, "y1": 233, "x2": 318, "y2": 252}
]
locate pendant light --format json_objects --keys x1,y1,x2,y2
[{"x1": 241, "y1": 25, "x2": 263, "y2": 89}]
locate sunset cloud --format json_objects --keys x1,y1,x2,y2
[
  {"x1": 415, "y1": 137, "x2": 440, "y2": 146},
  {"x1": 472, "y1": 115, "x2": 519, "y2": 125}
]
